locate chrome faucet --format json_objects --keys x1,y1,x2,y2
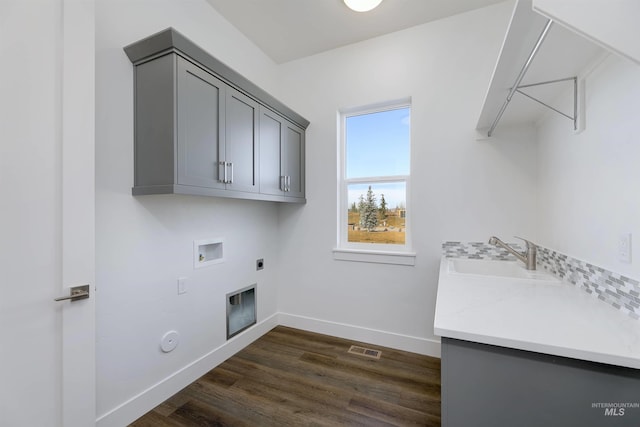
[{"x1": 489, "y1": 236, "x2": 537, "y2": 270}]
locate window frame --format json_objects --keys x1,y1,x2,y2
[{"x1": 335, "y1": 99, "x2": 415, "y2": 265}]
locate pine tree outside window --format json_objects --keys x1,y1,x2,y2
[{"x1": 335, "y1": 100, "x2": 414, "y2": 264}]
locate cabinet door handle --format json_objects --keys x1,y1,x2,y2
[
  {"x1": 280, "y1": 175, "x2": 285, "y2": 191},
  {"x1": 286, "y1": 176, "x2": 291, "y2": 192},
  {"x1": 220, "y1": 161, "x2": 227, "y2": 183},
  {"x1": 228, "y1": 162, "x2": 233, "y2": 184}
]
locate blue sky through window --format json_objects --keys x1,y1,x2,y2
[
  {"x1": 346, "y1": 107, "x2": 410, "y2": 178},
  {"x1": 345, "y1": 107, "x2": 410, "y2": 208}
]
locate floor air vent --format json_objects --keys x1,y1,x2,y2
[{"x1": 348, "y1": 345, "x2": 382, "y2": 359}]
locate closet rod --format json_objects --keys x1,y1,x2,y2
[{"x1": 487, "y1": 19, "x2": 553, "y2": 137}]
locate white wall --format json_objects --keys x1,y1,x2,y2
[
  {"x1": 537, "y1": 54, "x2": 640, "y2": 278},
  {"x1": 275, "y1": 2, "x2": 539, "y2": 353},
  {"x1": 95, "y1": 0, "x2": 282, "y2": 424}
]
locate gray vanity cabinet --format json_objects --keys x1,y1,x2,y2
[
  {"x1": 441, "y1": 338, "x2": 640, "y2": 426},
  {"x1": 259, "y1": 107, "x2": 305, "y2": 200}
]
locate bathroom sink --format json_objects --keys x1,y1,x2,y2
[{"x1": 447, "y1": 258, "x2": 561, "y2": 282}]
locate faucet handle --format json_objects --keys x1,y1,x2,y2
[{"x1": 514, "y1": 236, "x2": 536, "y2": 250}]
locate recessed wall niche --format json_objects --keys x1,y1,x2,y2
[{"x1": 194, "y1": 238, "x2": 223, "y2": 269}]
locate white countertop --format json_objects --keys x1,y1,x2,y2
[{"x1": 434, "y1": 257, "x2": 640, "y2": 369}]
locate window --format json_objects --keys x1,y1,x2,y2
[{"x1": 335, "y1": 100, "x2": 414, "y2": 265}]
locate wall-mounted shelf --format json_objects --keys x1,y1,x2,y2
[
  {"x1": 532, "y1": 0, "x2": 640, "y2": 67},
  {"x1": 476, "y1": 0, "x2": 605, "y2": 137}
]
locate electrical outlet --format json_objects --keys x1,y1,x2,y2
[
  {"x1": 178, "y1": 277, "x2": 187, "y2": 294},
  {"x1": 618, "y1": 233, "x2": 632, "y2": 263}
]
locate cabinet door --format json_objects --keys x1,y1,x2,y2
[
  {"x1": 176, "y1": 57, "x2": 226, "y2": 189},
  {"x1": 283, "y1": 121, "x2": 305, "y2": 199},
  {"x1": 225, "y1": 88, "x2": 259, "y2": 193},
  {"x1": 259, "y1": 107, "x2": 284, "y2": 196}
]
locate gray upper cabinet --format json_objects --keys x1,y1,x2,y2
[
  {"x1": 259, "y1": 108, "x2": 284, "y2": 197},
  {"x1": 124, "y1": 28, "x2": 308, "y2": 203},
  {"x1": 131, "y1": 53, "x2": 176, "y2": 190},
  {"x1": 282, "y1": 120, "x2": 305, "y2": 200},
  {"x1": 225, "y1": 88, "x2": 259, "y2": 194},
  {"x1": 259, "y1": 107, "x2": 305, "y2": 200},
  {"x1": 176, "y1": 56, "x2": 226, "y2": 190}
]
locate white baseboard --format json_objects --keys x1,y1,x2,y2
[
  {"x1": 96, "y1": 313, "x2": 279, "y2": 427},
  {"x1": 277, "y1": 312, "x2": 441, "y2": 358},
  {"x1": 96, "y1": 312, "x2": 440, "y2": 426}
]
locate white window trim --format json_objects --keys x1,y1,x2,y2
[
  {"x1": 334, "y1": 98, "x2": 414, "y2": 265},
  {"x1": 332, "y1": 248, "x2": 416, "y2": 266}
]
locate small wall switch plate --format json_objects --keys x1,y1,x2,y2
[
  {"x1": 256, "y1": 258, "x2": 264, "y2": 271},
  {"x1": 618, "y1": 233, "x2": 632, "y2": 263},
  {"x1": 178, "y1": 277, "x2": 187, "y2": 294}
]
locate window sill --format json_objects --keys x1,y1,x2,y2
[{"x1": 332, "y1": 248, "x2": 416, "y2": 266}]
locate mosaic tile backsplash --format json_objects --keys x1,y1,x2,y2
[
  {"x1": 442, "y1": 241, "x2": 524, "y2": 261},
  {"x1": 537, "y1": 247, "x2": 640, "y2": 320},
  {"x1": 443, "y1": 242, "x2": 640, "y2": 320}
]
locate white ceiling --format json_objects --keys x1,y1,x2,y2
[{"x1": 206, "y1": 0, "x2": 506, "y2": 64}]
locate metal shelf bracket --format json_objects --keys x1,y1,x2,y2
[{"x1": 515, "y1": 76, "x2": 578, "y2": 131}]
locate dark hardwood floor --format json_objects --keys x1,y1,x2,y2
[{"x1": 130, "y1": 326, "x2": 441, "y2": 426}]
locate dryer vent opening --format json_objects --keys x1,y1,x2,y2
[{"x1": 226, "y1": 284, "x2": 256, "y2": 339}]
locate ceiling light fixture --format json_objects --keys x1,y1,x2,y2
[{"x1": 343, "y1": 0, "x2": 383, "y2": 13}]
